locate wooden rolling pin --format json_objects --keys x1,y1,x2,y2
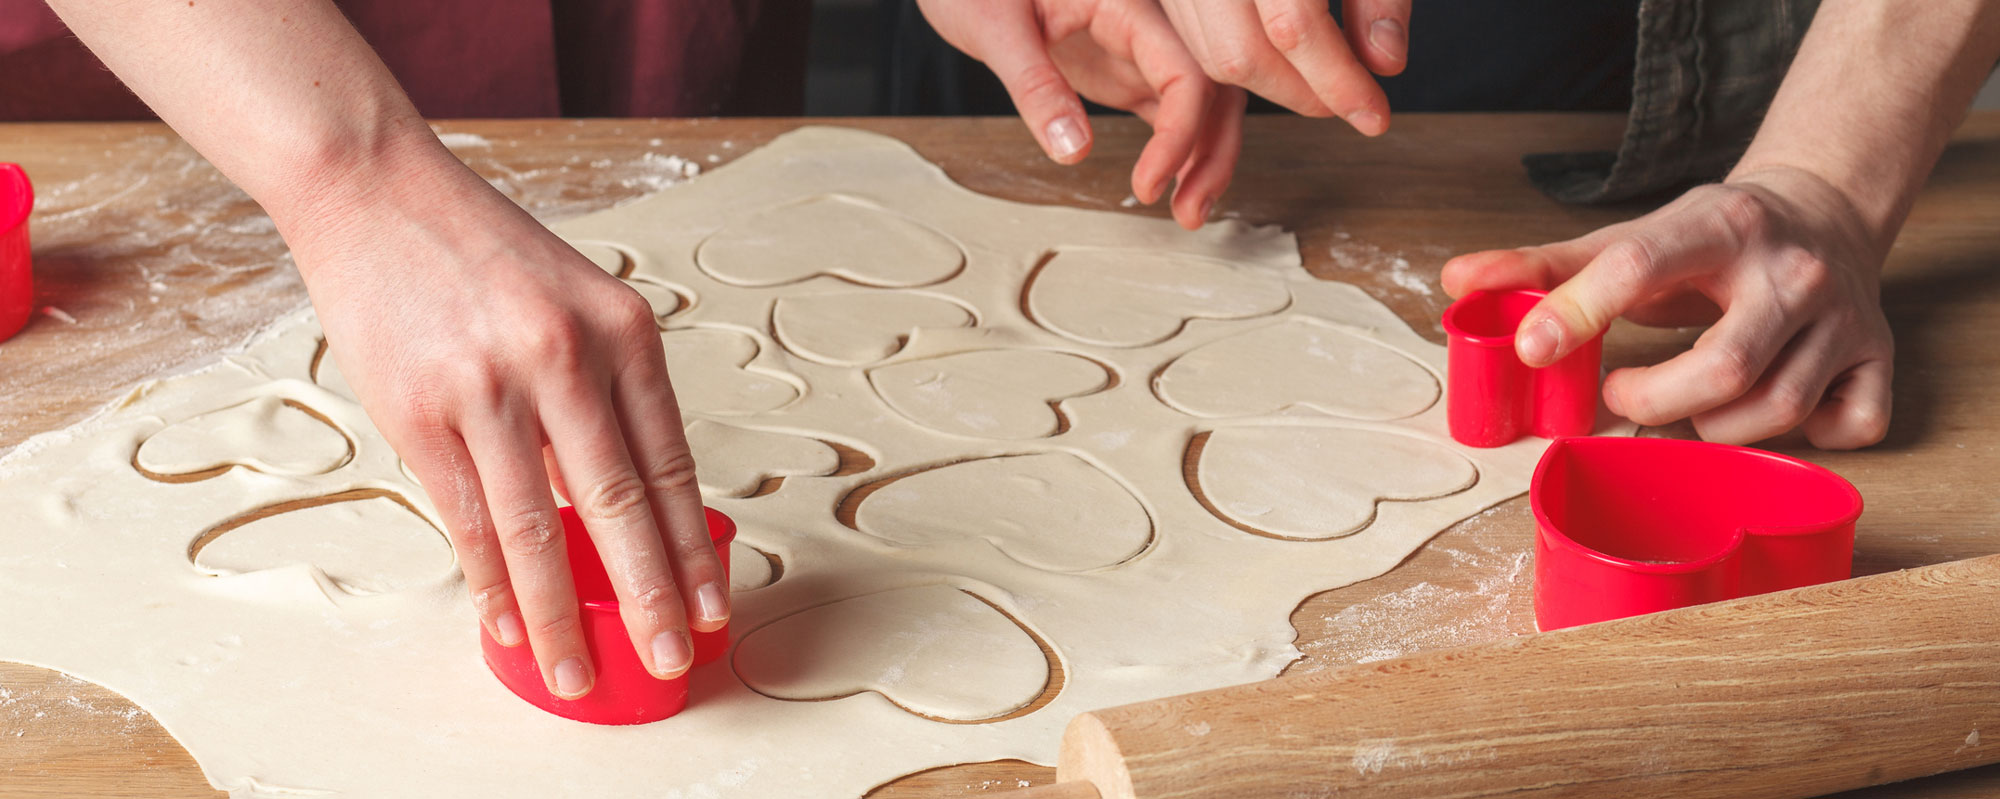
[{"x1": 1011, "y1": 553, "x2": 2000, "y2": 799}]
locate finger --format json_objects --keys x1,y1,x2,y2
[
  {"x1": 1169, "y1": 86, "x2": 1246, "y2": 229},
  {"x1": 620, "y1": 328, "x2": 730, "y2": 635},
  {"x1": 464, "y1": 404, "x2": 592, "y2": 699},
  {"x1": 1601, "y1": 298, "x2": 1803, "y2": 427},
  {"x1": 1254, "y1": 0, "x2": 1391, "y2": 133},
  {"x1": 1188, "y1": 0, "x2": 1334, "y2": 117},
  {"x1": 1516, "y1": 231, "x2": 1713, "y2": 367},
  {"x1": 399, "y1": 428, "x2": 525, "y2": 651},
  {"x1": 541, "y1": 373, "x2": 696, "y2": 681},
  {"x1": 1802, "y1": 356, "x2": 1893, "y2": 450},
  {"x1": 978, "y1": 2, "x2": 1093, "y2": 164},
  {"x1": 1342, "y1": 0, "x2": 1411, "y2": 76},
  {"x1": 1688, "y1": 321, "x2": 1846, "y2": 445},
  {"x1": 1125, "y1": 6, "x2": 1218, "y2": 204},
  {"x1": 1438, "y1": 224, "x2": 1632, "y2": 298}
]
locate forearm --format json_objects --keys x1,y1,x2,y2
[
  {"x1": 1733, "y1": 0, "x2": 2000, "y2": 249},
  {"x1": 43, "y1": 0, "x2": 459, "y2": 254}
]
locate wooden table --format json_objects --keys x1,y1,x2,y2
[{"x1": 3, "y1": 114, "x2": 1998, "y2": 798}]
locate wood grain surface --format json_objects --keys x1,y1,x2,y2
[{"x1": 2, "y1": 114, "x2": 1997, "y2": 798}]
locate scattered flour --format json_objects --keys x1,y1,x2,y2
[
  {"x1": 1326, "y1": 228, "x2": 1453, "y2": 301},
  {"x1": 1287, "y1": 505, "x2": 1536, "y2": 672}
]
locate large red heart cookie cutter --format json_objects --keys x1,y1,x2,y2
[
  {"x1": 481, "y1": 506, "x2": 737, "y2": 725},
  {"x1": 1441, "y1": 288, "x2": 1603, "y2": 447},
  {"x1": 1531, "y1": 436, "x2": 1862, "y2": 630},
  {"x1": 0, "y1": 163, "x2": 31, "y2": 344}
]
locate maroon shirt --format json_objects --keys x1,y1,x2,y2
[{"x1": 0, "y1": 0, "x2": 806, "y2": 121}]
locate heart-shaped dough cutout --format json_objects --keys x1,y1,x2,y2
[
  {"x1": 685, "y1": 420, "x2": 841, "y2": 498},
  {"x1": 1194, "y1": 426, "x2": 1476, "y2": 540},
  {"x1": 136, "y1": 396, "x2": 351, "y2": 481},
  {"x1": 854, "y1": 452, "x2": 1151, "y2": 572},
  {"x1": 773, "y1": 292, "x2": 975, "y2": 366},
  {"x1": 729, "y1": 540, "x2": 776, "y2": 592},
  {"x1": 734, "y1": 585, "x2": 1048, "y2": 722},
  {"x1": 1028, "y1": 250, "x2": 1291, "y2": 347},
  {"x1": 1157, "y1": 319, "x2": 1438, "y2": 420},
  {"x1": 662, "y1": 328, "x2": 800, "y2": 415},
  {"x1": 192, "y1": 493, "x2": 452, "y2": 596},
  {"x1": 696, "y1": 195, "x2": 964, "y2": 287},
  {"x1": 870, "y1": 350, "x2": 1109, "y2": 439},
  {"x1": 567, "y1": 239, "x2": 632, "y2": 277}
]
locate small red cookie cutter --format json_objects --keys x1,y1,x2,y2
[
  {"x1": 0, "y1": 163, "x2": 32, "y2": 344},
  {"x1": 1441, "y1": 289, "x2": 1602, "y2": 447},
  {"x1": 1531, "y1": 436, "x2": 1862, "y2": 631},
  {"x1": 481, "y1": 506, "x2": 737, "y2": 725}
]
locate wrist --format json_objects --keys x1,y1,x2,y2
[
  {"x1": 1725, "y1": 159, "x2": 1903, "y2": 263},
  {"x1": 264, "y1": 126, "x2": 491, "y2": 283}
]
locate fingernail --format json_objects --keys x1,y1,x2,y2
[
  {"x1": 1199, "y1": 198, "x2": 1215, "y2": 223},
  {"x1": 1346, "y1": 110, "x2": 1385, "y2": 137},
  {"x1": 1045, "y1": 117, "x2": 1086, "y2": 160},
  {"x1": 1519, "y1": 317, "x2": 1562, "y2": 365},
  {"x1": 651, "y1": 631, "x2": 693, "y2": 677},
  {"x1": 495, "y1": 612, "x2": 525, "y2": 647},
  {"x1": 1369, "y1": 19, "x2": 1408, "y2": 63},
  {"x1": 553, "y1": 657, "x2": 592, "y2": 699},
  {"x1": 695, "y1": 582, "x2": 731, "y2": 625}
]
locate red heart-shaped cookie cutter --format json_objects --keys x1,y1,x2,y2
[
  {"x1": 0, "y1": 163, "x2": 32, "y2": 344},
  {"x1": 1531, "y1": 436, "x2": 1862, "y2": 630}
]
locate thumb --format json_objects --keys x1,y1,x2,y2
[{"x1": 977, "y1": 10, "x2": 1093, "y2": 164}]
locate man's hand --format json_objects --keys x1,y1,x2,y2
[
  {"x1": 1442, "y1": 166, "x2": 1893, "y2": 449},
  {"x1": 292, "y1": 148, "x2": 728, "y2": 699},
  {"x1": 1157, "y1": 0, "x2": 1404, "y2": 135},
  {"x1": 920, "y1": 0, "x2": 1247, "y2": 229}
]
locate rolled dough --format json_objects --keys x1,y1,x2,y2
[{"x1": 0, "y1": 127, "x2": 1579, "y2": 798}]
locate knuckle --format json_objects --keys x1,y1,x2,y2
[
  {"x1": 1010, "y1": 63, "x2": 1072, "y2": 109},
  {"x1": 1764, "y1": 380, "x2": 1819, "y2": 427},
  {"x1": 522, "y1": 314, "x2": 586, "y2": 369},
  {"x1": 579, "y1": 473, "x2": 652, "y2": 524},
  {"x1": 1848, "y1": 404, "x2": 1892, "y2": 445},
  {"x1": 1777, "y1": 248, "x2": 1832, "y2": 295},
  {"x1": 497, "y1": 509, "x2": 564, "y2": 558},
  {"x1": 610, "y1": 292, "x2": 660, "y2": 338},
  {"x1": 468, "y1": 580, "x2": 512, "y2": 615},
  {"x1": 1209, "y1": 48, "x2": 1261, "y2": 84},
  {"x1": 625, "y1": 573, "x2": 679, "y2": 611},
  {"x1": 639, "y1": 446, "x2": 700, "y2": 495},
  {"x1": 1262, "y1": 10, "x2": 1311, "y2": 53},
  {"x1": 532, "y1": 612, "x2": 579, "y2": 642},
  {"x1": 1706, "y1": 347, "x2": 1759, "y2": 398}
]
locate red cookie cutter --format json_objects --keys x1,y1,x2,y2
[
  {"x1": 0, "y1": 163, "x2": 32, "y2": 344},
  {"x1": 1531, "y1": 436, "x2": 1862, "y2": 631},
  {"x1": 1441, "y1": 289, "x2": 1603, "y2": 447},
  {"x1": 481, "y1": 506, "x2": 737, "y2": 725}
]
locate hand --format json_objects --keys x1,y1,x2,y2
[
  {"x1": 921, "y1": 0, "x2": 1247, "y2": 229},
  {"x1": 1441, "y1": 166, "x2": 1895, "y2": 450},
  {"x1": 1156, "y1": 0, "x2": 1405, "y2": 134},
  {"x1": 285, "y1": 142, "x2": 728, "y2": 698}
]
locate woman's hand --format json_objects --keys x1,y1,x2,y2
[
  {"x1": 286, "y1": 140, "x2": 727, "y2": 699},
  {"x1": 1156, "y1": 0, "x2": 1404, "y2": 134},
  {"x1": 920, "y1": 0, "x2": 1247, "y2": 229},
  {"x1": 1442, "y1": 165, "x2": 1894, "y2": 450}
]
